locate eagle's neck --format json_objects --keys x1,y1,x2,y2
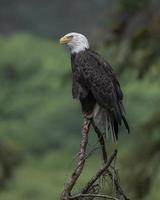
[
  {"x1": 69, "y1": 41, "x2": 89, "y2": 54},
  {"x1": 71, "y1": 46, "x2": 89, "y2": 54}
]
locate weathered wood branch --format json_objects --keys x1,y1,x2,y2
[
  {"x1": 91, "y1": 121, "x2": 129, "y2": 200},
  {"x1": 81, "y1": 149, "x2": 117, "y2": 194},
  {"x1": 60, "y1": 118, "x2": 91, "y2": 200},
  {"x1": 91, "y1": 119, "x2": 108, "y2": 163},
  {"x1": 60, "y1": 117, "x2": 130, "y2": 200}
]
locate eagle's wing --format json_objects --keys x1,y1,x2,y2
[
  {"x1": 88, "y1": 50, "x2": 123, "y2": 101},
  {"x1": 75, "y1": 50, "x2": 118, "y2": 112},
  {"x1": 75, "y1": 49, "x2": 129, "y2": 139},
  {"x1": 71, "y1": 53, "x2": 89, "y2": 99}
]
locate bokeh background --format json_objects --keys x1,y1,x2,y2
[{"x1": 0, "y1": 0, "x2": 160, "y2": 199}]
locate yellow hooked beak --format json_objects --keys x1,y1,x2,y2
[{"x1": 59, "y1": 36, "x2": 72, "y2": 44}]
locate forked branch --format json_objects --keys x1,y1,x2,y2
[
  {"x1": 60, "y1": 117, "x2": 129, "y2": 200},
  {"x1": 81, "y1": 149, "x2": 117, "y2": 194}
]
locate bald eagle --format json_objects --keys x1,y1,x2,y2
[{"x1": 60, "y1": 32, "x2": 129, "y2": 143}]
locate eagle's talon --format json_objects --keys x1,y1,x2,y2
[
  {"x1": 83, "y1": 113, "x2": 88, "y2": 119},
  {"x1": 83, "y1": 125, "x2": 89, "y2": 133},
  {"x1": 83, "y1": 112, "x2": 92, "y2": 120}
]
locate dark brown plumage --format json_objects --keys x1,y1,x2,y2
[{"x1": 71, "y1": 49, "x2": 129, "y2": 142}]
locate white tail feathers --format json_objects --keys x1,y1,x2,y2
[{"x1": 93, "y1": 104, "x2": 118, "y2": 144}]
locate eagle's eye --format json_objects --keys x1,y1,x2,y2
[{"x1": 67, "y1": 35, "x2": 74, "y2": 39}]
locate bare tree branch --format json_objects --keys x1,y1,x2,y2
[
  {"x1": 91, "y1": 121, "x2": 129, "y2": 200},
  {"x1": 91, "y1": 119, "x2": 108, "y2": 163},
  {"x1": 60, "y1": 118, "x2": 91, "y2": 200},
  {"x1": 81, "y1": 150, "x2": 117, "y2": 194},
  {"x1": 60, "y1": 117, "x2": 130, "y2": 200}
]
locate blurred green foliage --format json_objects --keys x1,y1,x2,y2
[
  {"x1": 0, "y1": 0, "x2": 160, "y2": 199},
  {"x1": 0, "y1": 33, "x2": 81, "y2": 154},
  {"x1": 0, "y1": 31, "x2": 159, "y2": 199}
]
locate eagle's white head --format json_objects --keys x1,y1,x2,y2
[{"x1": 60, "y1": 32, "x2": 89, "y2": 54}]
